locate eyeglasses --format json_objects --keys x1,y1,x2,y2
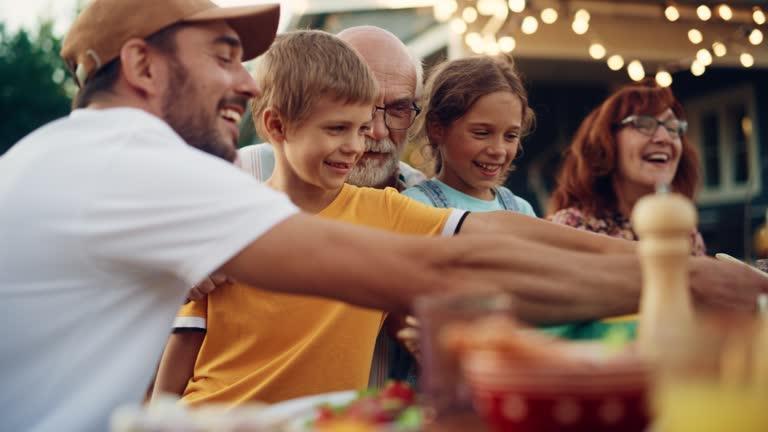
[
  {"x1": 620, "y1": 115, "x2": 687, "y2": 138},
  {"x1": 373, "y1": 102, "x2": 422, "y2": 131}
]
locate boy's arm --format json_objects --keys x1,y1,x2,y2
[
  {"x1": 460, "y1": 211, "x2": 636, "y2": 255},
  {"x1": 151, "y1": 331, "x2": 204, "y2": 400}
]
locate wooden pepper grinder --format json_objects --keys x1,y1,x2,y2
[{"x1": 632, "y1": 185, "x2": 697, "y2": 359}]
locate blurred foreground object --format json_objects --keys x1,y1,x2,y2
[
  {"x1": 653, "y1": 314, "x2": 768, "y2": 432},
  {"x1": 444, "y1": 316, "x2": 650, "y2": 432},
  {"x1": 632, "y1": 187, "x2": 696, "y2": 359}
]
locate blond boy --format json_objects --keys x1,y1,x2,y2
[{"x1": 155, "y1": 30, "x2": 467, "y2": 404}]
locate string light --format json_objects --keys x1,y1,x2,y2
[
  {"x1": 589, "y1": 43, "x2": 606, "y2": 59},
  {"x1": 665, "y1": 5, "x2": 680, "y2": 22},
  {"x1": 655, "y1": 70, "x2": 673, "y2": 87},
  {"x1": 450, "y1": 17, "x2": 467, "y2": 34},
  {"x1": 449, "y1": 2, "x2": 761, "y2": 76},
  {"x1": 484, "y1": 34, "x2": 500, "y2": 55},
  {"x1": 717, "y1": 4, "x2": 733, "y2": 21},
  {"x1": 465, "y1": 32, "x2": 483, "y2": 53},
  {"x1": 508, "y1": 0, "x2": 525, "y2": 13},
  {"x1": 477, "y1": 0, "x2": 497, "y2": 16},
  {"x1": 462, "y1": 6, "x2": 478, "y2": 23},
  {"x1": 697, "y1": 5, "x2": 712, "y2": 21},
  {"x1": 688, "y1": 29, "x2": 704, "y2": 44},
  {"x1": 696, "y1": 48, "x2": 713, "y2": 66},
  {"x1": 740, "y1": 52, "x2": 755, "y2": 68},
  {"x1": 574, "y1": 9, "x2": 591, "y2": 22},
  {"x1": 572, "y1": 19, "x2": 589, "y2": 35},
  {"x1": 691, "y1": 59, "x2": 706, "y2": 76},
  {"x1": 754, "y1": 7, "x2": 766, "y2": 25},
  {"x1": 607, "y1": 55, "x2": 624, "y2": 71},
  {"x1": 499, "y1": 36, "x2": 516, "y2": 52},
  {"x1": 521, "y1": 16, "x2": 539, "y2": 34},
  {"x1": 433, "y1": 1, "x2": 457, "y2": 22},
  {"x1": 627, "y1": 60, "x2": 645, "y2": 81},
  {"x1": 541, "y1": 8, "x2": 558, "y2": 24},
  {"x1": 712, "y1": 41, "x2": 727, "y2": 57}
]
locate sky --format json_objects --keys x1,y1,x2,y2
[{"x1": 0, "y1": 0, "x2": 291, "y2": 35}]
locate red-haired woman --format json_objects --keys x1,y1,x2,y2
[{"x1": 548, "y1": 79, "x2": 706, "y2": 255}]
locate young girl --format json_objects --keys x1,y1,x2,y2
[{"x1": 403, "y1": 54, "x2": 536, "y2": 216}]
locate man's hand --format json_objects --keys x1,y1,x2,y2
[
  {"x1": 186, "y1": 273, "x2": 233, "y2": 302},
  {"x1": 690, "y1": 257, "x2": 768, "y2": 312}
]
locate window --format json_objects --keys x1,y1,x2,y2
[{"x1": 685, "y1": 85, "x2": 760, "y2": 204}]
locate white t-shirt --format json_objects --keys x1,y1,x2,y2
[{"x1": 0, "y1": 108, "x2": 298, "y2": 432}]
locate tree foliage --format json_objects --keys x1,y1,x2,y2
[{"x1": 0, "y1": 22, "x2": 73, "y2": 155}]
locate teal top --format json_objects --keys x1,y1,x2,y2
[{"x1": 403, "y1": 179, "x2": 537, "y2": 216}]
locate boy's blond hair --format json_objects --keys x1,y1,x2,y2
[{"x1": 252, "y1": 30, "x2": 379, "y2": 138}]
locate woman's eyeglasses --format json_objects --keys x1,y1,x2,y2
[{"x1": 620, "y1": 115, "x2": 688, "y2": 138}]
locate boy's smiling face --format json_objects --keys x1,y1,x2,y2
[{"x1": 281, "y1": 97, "x2": 374, "y2": 193}]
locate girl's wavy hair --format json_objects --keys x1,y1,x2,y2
[
  {"x1": 547, "y1": 78, "x2": 700, "y2": 217},
  {"x1": 410, "y1": 53, "x2": 535, "y2": 175}
]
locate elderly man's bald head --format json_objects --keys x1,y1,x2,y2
[{"x1": 337, "y1": 26, "x2": 422, "y2": 98}]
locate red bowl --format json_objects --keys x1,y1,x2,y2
[{"x1": 461, "y1": 347, "x2": 650, "y2": 432}]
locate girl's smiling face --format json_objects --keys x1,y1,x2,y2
[{"x1": 433, "y1": 91, "x2": 523, "y2": 200}]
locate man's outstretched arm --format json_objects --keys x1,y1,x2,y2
[
  {"x1": 461, "y1": 211, "x2": 636, "y2": 255},
  {"x1": 220, "y1": 214, "x2": 768, "y2": 323}
]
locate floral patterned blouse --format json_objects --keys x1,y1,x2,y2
[{"x1": 548, "y1": 207, "x2": 707, "y2": 256}]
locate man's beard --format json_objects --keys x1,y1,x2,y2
[
  {"x1": 347, "y1": 137, "x2": 401, "y2": 188},
  {"x1": 161, "y1": 59, "x2": 239, "y2": 163}
]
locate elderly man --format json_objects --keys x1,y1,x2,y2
[{"x1": 2, "y1": 1, "x2": 766, "y2": 431}]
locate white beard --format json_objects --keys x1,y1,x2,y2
[{"x1": 347, "y1": 137, "x2": 401, "y2": 188}]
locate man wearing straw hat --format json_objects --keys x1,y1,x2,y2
[{"x1": 1, "y1": 1, "x2": 767, "y2": 431}]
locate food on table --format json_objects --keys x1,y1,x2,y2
[{"x1": 312, "y1": 381, "x2": 421, "y2": 431}]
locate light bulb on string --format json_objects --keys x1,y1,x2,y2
[
  {"x1": 572, "y1": 19, "x2": 589, "y2": 35},
  {"x1": 574, "y1": 9, "x2": 591, "y2": 22},
  {"x1": 749, "y1": 29, "x2": 764, "y2": 46},
  {"x1": 696, "y1": 48, "x2": 713, "y2": 66},
  {"x1": 696, "y1": 5, "x2": 712, "y2": 21},
  {"x1": 477, "y1": 0, "x2": 497, "y2": 16},
  {"x1": 656, "y1": 70, "x2": 673, "y2": 87},
  {"x1": 665, "y1": 5, "x2": 680, "y2": 22},
  {"x1": 465, "y1": 32, "x2": 484, "y2": 53},
  {"x1": 691, "y1": 59, "x2": 706, "y2": 76},
  {"x1": 508, "y1": 0, "x2": 526, "y2": 13},
  {"x1": 541, "y1": 8, "x2": 558, "y2": 24},
  {"x1": 712, "y1": 41, "x2": 727, "y2": 57},
  {"x1": 450, "y1": 18, "x2": 467, "y2": 34},
  {"x1": 740, "y1": 53, "x2": 755, "y2": 68},
  {"x1": 484, "y1": 34, "x2": 500, "y2": 55},
  {"x1": 607, "y1": 54, "x2": 624, "y2": 71},
  {"x1": 589, "y1": 43, "x2": 606, "y2": 59},
  {"x1": 688, "y1": 29, "x2": 703, "y2": 44},
  {"x1": 433, "y1": 1, "x2": 456, "y2": 22},
  {"x1": 627, "y1": 60, "x2": 645, "y2": 81},
  {"x1": 499, "y1": 36, "x2": 516, "y2": 52},
  {"x1": 462, "y1": 7, "x2": 478, "y2": 23},
  {"x1": 522, "y1": 16, "x2": 539, "y2": 34},
  {"x1": 754, "y1": 8, "x2": 766, "y2": 25},
  {"x1": 718, "y1": 4, "x2": 733, "y2": 21}
]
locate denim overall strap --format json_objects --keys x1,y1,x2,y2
[
  {"x1": 414, "y1": 180, "x2": 451, "y2": 208},
  {"x1": 496, "y1": 186, "x2": 520, "y2": 212}
]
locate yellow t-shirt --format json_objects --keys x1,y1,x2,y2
[{"x1": 178, "y1": 184, "x2": 456, "y2": 405}]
